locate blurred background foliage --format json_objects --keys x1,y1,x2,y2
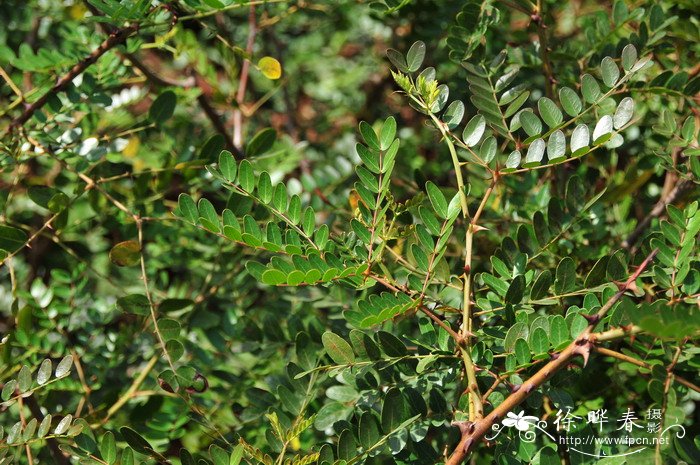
[{"x1": 0, "y1": 0, "x2": 698, "y2": 464}]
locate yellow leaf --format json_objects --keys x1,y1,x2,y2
[{"x1": 258, "y1": 56, "x2": 282, "y2": 80}]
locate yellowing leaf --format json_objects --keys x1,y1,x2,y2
[
  {"x1": 258, "y1": 56, "x2": 282, "y2": 80},
  {"x1": 109, "y1": 241, "x2": 141, "y2": 267}
]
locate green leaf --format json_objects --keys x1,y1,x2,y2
[
  {"x1": 148, "y1": 90, "x2": 177, "y2": 123},
  {"x1": 559, "y1": 87, "x2": 582, "y2": 117},
  {"x1": 530, "y1": 270, "x2": 552, "y2": 300},
  {"x1": 322, "y1": 332, "x2": 355, "y2": 365},
  {"x1": 538, "y1": 97, "x2": 563, "y2": 128},
  {"x1": 515, "y1": 338, "x2": 530, "y2": 365},
  {"x1": 462, "y1": 114, "x2": 486, "y2": 147},
  {"x1": 411, "y1": 244, "x2": 429, "y2": 272},
  {"x1": 100, "y1": 432, "x2": 117, "y2": 465},
  {"x1": 554, "y1": 257, "x2": 576, "y2": 294},
  {"x1": 621, "y1": 44, "x2": 637, "y2": 71},
  {"x1": 116, "y1": 294, "x2": 150, "y2": 316},
  {"x1": 592, "y1": 115, "x2": 613, "y2": 144},
  {"x1": 238, "y1": 160, "x2": 256, "y2": 192},
  {"x1": 529, "y1": 328, "x2": 549, "y2": 355},
  {"x1": 359, "y1": 412, "x2": 381, "y2": 449},
  {"x1": 119, "y1": 427, "x2": 153, "y2": 455},
  {"x1": 219, "y1": 150, "x2": 237, "y2": 181},
  {"x1": 406, "y1": 40, "x2": 426, "y2": 72},
  {"x1": 504, "y1": 322, "x2": 528, "y2": 352},
  {"x1": 230, "y1": 444, "x2": 245, "y2": 465},
  {"x1": 533, "y1": 447, "x2": 559, "y2": 465},
  {"x1": 504, "y1": 150, "x2": 521, "y2": 170},
  {"x1": 581, "y1": 74, "x2": 601, "y2": 103},
  {"x1": 36, "y1": 359, "x2": 51, "y2": 385},
  {"x1": 261, "y1": 269, "x2": 286, "y2": 286},
  {"x1": 157, "y1": 318, "x2": 180, "y2": 340},
  {"x1": 570, "y1": 124, "x2": 590, "y2": 155},
  {"x1": 288, "y1": 195, "x2": 302, "y2": 224},
  {"x1": 2, "y1": 379, "x2": 17, "y2": 401},
  {"x1": 109, "y1": 241, "x2": 140, "y2": 267},
  {"x1": 550, "y1": 315, "x2": 569, "y2": 348},
  {"x1": 0, "y1": 225, "x2": 27, "y2": 253},
  {"x1": 505, "y1": 275, "x2": 525, "y2": 304},
  {"x1": 612, "y1": 0, "x2": 628, "y2": 23},
  {"x1": 201, "y1": 134, "x2": 224, "y2": 161},
  {"x1": 523, "y1": 138, "x2": 545, "y2": 167},
  {"x1": 387, "y1": 49, "x2": 408, "y2": 72},
  {"x1": 546, "y1": 130, "x2": 566, "y2": 162},
  {"x1": 381, "y1": 388, "x2": 408, "y2": 433},
  {"x1": 198, "y1": 198, "x2": 220, "y2": 232},
  {"x1": 520, "y1": 111, "x2": 542, "y2": 137},
  {"x1": 256, "y1": 171, "x2": 273, "y2": 204},
  {"x1": 37, "y1": 415, "x2": 52, "y2": 438},
  {"x1": 426, "y1": 182, "x2": 448, "y2": 219},
  {"x1": 54, "y1": 414, "x2": 72, "y2": 435},
  {"x1": 359, "y1": 121, "x2": 380, "y2": 150},
  {"x1": 613, "y1": 97, "x2": 634, "y2": 129},
  {"x1": 585, "y1": 256, "x2": 609, "y2": 287},
  {"x1": 177, "y1": 194, "x2": 198, "y2": 224},
  {"x1": 351, "y1": 219, "x2": 372, "y2": 244},
  {"x1": 210, "y1": 444, "x2": 229, "y2": 465},
  {"x1": 479, "y1": 136, "x2": 497, "y2": 164},
  {"x1": 504, "y1": 90, "x2": 530, "y2": 118},
  {"x1": 443, "y1": 100, "x2": 464, "y2": 129},
  {"x1": 246, "y1": 128, "x2": 276, "y2": 157},
  {"x1": 379, "y1": 116, "x2": 397, "y2": 150},
  {"x1": 314, "y1": 402, "x2": 351, "y2": 430},
  {"x1": 600, "y1": 56, "x2": 620, "y2": 87},
  {"x1": 121, "y1": 447, "x2": 135, "y2": 465}
]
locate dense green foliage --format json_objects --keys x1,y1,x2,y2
[{"x1": 1, "y1": 1, "x2": 699, "y2": 464}]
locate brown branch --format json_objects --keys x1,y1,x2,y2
[
  {"x1": 9, "y1": 24, "x2": 139, "y2": 130},
  {"x1": 445, "y1": 249, "x2": 658, "y2": 465},
  {"x1": 622, "y1": 179, "x2": 693, "y2": 252}
]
